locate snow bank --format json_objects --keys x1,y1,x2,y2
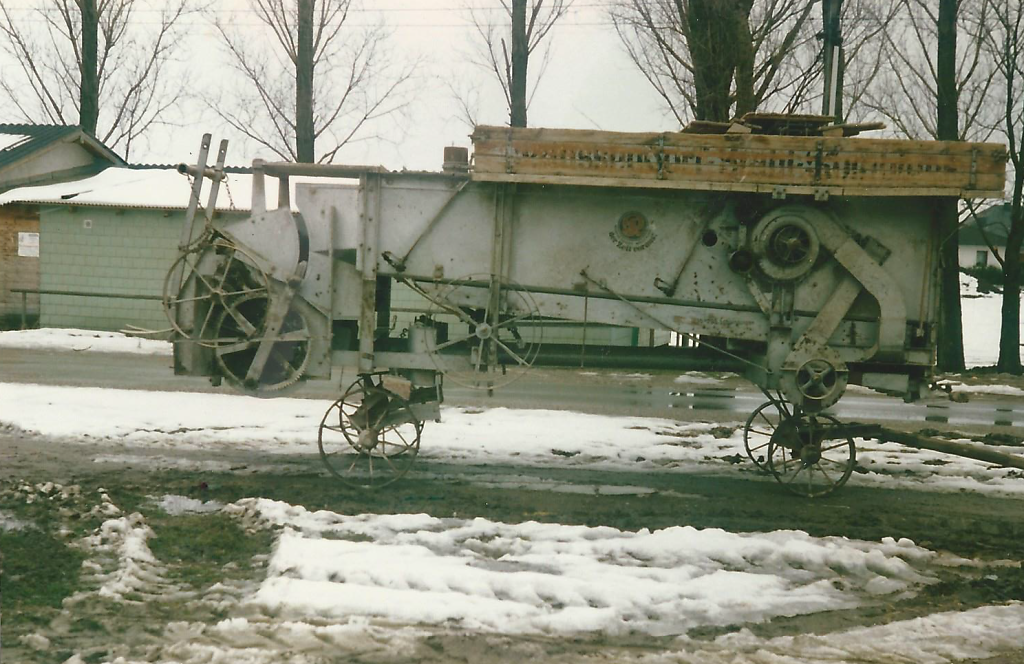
[
  {"x1": 234, "y1": 498, "x2": 953, "y2": 637},
  {"x1": 0, "y1": 329, "x2": 171, "y2": 355}
]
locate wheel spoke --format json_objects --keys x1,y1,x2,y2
[
  {"x1": 215, "y1": 339, "x2": 259, "y2": 356},
  {"x1": 757, "y1": 411, "x2": 778, "y2": 431},
  {"x1": 494, "y1": 310, "x2": 533, "y2": 329},
  {"x1": 821, "y1": 440, "x2": 852, "y2": 453},
  {"x1": 816, "y1": 463, "x2": 837, "y2": 486},
  {"x1": 494, "y1": 338, "x2": 530, "y2": 367},
  {"x1": 226, "y1": 305, "x2": 258, "y2": 336},
  {"x1": 431, "y1": 332, "x2": 476, "y2": 353},
  {"x1": 785, "y1": 464, "x2": 805, "y2": 484}
]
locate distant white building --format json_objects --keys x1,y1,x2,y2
[{"x1": 959, "y1": 203, "x2": 1014, "y2": 268}]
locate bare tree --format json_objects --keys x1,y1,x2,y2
[
  {"x1": 863, "y1": 0, "x2": 996, "y2": 141},
  {"x1": 862, "y1": 0, "x2": 998, "y2": 372},
  {"x1": 209, "y1": 0, "x2": 417, "y2": 164},
  {"x1": 463, "y1": 0, "x2": 573, "y2": 127},
  {"x1": 610, "y1": 0, "x2": 823, "y2": 124},
  {"x1": 0, "y1": 0, "x2": 195, "y2": 158},
  {"x1": 981, "y1": 0, "x2": 1024, "y2": 374}
]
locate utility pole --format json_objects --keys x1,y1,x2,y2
[
  {"x1": 510, "y1": 0, "x2": 528, "y2": 127},
  {"x1": 820, "y1": 0, "x2": 843, "y2": 121},
  {"x1": 296, "y1": 0, "x2": 315, "y2": 162}
]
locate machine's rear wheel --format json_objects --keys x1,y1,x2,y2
[
  {"x1": 163, "y1": 236, "x2": 270, "y2": 345},
  {"x1": 766, "y1": 413, "x2": 856, "y2": 497},
  {"x1": 318, "y1": 379, "x2": 423, "y2": 488}
]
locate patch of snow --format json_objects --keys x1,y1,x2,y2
[
  {"x1": 3, "y1": 382, "x2": 1024, "y2": 496},
  {"x1": 0, "y1": 508, "x2": 32, "y2": 531},
  {"x1": 0, "y1": 329, "x2": 171, "y2": 355},
  {"x1": 235, "y1": 498, "x2": 953, "y2": 637},
  {"x1": 960, "y1": 274, "x2": 1024, "y2": 368},
  {"x1": 938, "y1": 382, "x2": 1024, "y2": 397},
  {"x1": 157, "y1": 495, "x2": 224, "y2": 515},
  {"x1": 671, "y1": 602, "x2": 1024, "y2": 663},
  {"x1": 74, "y1": 512, "x2": 176, "y2": 603},
  {"x1": 0, "y1": 134, "x2": 31, "y2": 151},
  {"x1": 673, "y1": 372, "x2": 727, "y2": 386}
]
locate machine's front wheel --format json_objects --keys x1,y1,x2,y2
[
  {"x1": 766, "y1": 413, "x2": 856, "y2": 497},
  {"x1": 318, "y1": 379, "x2": 423, "y2": 488}
]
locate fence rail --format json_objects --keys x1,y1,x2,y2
[{"x1": 10, "y1": 288, "x2": 162, "y2": 330}]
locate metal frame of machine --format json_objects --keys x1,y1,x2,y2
[{"x1": 164, "y1": 123, "x2": 1016, "y2": 496}]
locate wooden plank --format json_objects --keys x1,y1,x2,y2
[
  {"x1": 470, "y1": 171, "x2": 1004, "y2": 199},
  {"x1": 472, "y1": 125, "x2": 1005, "y2": 160}
]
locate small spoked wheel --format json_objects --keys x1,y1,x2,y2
[
  {"x1": 743, "y1": 400, "x2": 789, "y2": 472},
  {"x1": 766, "y1": 413, "x2": 855, "y2": 497},
  {"x1": 318, "y1": 379, "x2": 423, "y2": 488}
]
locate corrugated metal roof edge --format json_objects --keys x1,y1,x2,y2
[{"x1": 22, "y1": 199, "x2": 253, "y2": 213}]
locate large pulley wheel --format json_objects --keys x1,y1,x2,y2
[
  {"x1": 765, "y1": 411, "x2": 856, "y2": 497},
  {"x1": 212, "y1": 292, "x2": 312, "y2": 393},
  {"x1": 318, "y1": 379, "x2": 423, "y2": 488},
  {"x1": 421, "y1": 274, "x2": 542, "y2": 389},
  {"x1": 780, "y1": 347, "x2": 849, "y2": 412},
  {"x1": 163, "y1": 236, "x2": 270, "y2": 345}
]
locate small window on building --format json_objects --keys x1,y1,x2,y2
[
  {"x1": 17, "y1": 232, "x2": 39, "y2": 257},
  {"x1": 975, "y1": 250, "x2": 988, "y2": 267}
]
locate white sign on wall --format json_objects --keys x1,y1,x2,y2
[{"x1": 18, "y1": 231, "x2": 39, "y2": 257}]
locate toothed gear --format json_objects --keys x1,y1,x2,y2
[{"x1": 212, "y1": 292, "x2": 312, "y2": 394}]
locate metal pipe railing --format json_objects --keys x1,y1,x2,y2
[{"x1": 10, "y1": 288, "x2": 161, "y2": 330}]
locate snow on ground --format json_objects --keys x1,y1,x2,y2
[
  {"x1": 961, "y1": 274, "x2": 1024, "y2": 368},
  {"x1": 0, "y1": 328, "x2": 171, "y2": 355},
  {"x1": 673, "y1": 371, "x2": 729, "y2": 387},
  {"x1": 2, "y1": 381, "x2": 1023, "y2": 496},
  {"x1": 233, "y1": 497, "x2": 955, "y2": 636},
  {"x1": 39, "y1": 491, "x2": 1022, "y2": 663}
]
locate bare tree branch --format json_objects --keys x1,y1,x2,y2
[
  {"x1": 208, "y1": 0, "x2": 418, "y2": 164},
  {"x1": 0, "y1": 0, "x2": 197, "y2": 159}
]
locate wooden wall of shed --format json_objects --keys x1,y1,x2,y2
[{"x1": 0, "y1": 204, "x2": 40, "y2": 327}]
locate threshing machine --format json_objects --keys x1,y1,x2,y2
[{"x1": 165, "y1": 115, "x2": 1009, "y2": 496}]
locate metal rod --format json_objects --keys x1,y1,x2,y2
[{"x1": 578, "y1": 269, "x2": 769, "y2": 375}]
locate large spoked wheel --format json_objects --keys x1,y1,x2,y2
[
  {"x1": 743, "y1": 400, "x2": 789, "y2": 472},
  {"x1": 163, "y1": 237, "x2": 270, "y2": 345},
  {"x1": 421, "y1": 275, "x2": 542, "y2": 390},
  {"x1": 766, "y1": 413, "x2": 856, "y2": 497},
  {"x1": 318, "y1": 380, "x2": 423, "y2": 488}
]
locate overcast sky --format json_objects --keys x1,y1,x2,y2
[{"x1": 140, "y1": 0, "x2": 674, "y2": 171}]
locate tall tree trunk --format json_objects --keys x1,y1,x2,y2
[
  {"x1": 998, "y1": 174, "x2": 1024, "y2": 374},
  {"x1": 935, "y1": 0, "x2": 964, "y2": 372},
  {"x1": 510, "y1": 0, "x2": 528, "y2": 127},
  {"x1": 79, "y1": 0, "x2": 99, "y2": 135},
  {"x1": 296, "y1": 0, "x2": 315, "y2": 162}
]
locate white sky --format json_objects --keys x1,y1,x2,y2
[
  {"x1": 0, "y1": 0, "x2": 674, "y2": 169},
  {"x1": 165, "y1": 0, "x2": 670, "y2": 170}
]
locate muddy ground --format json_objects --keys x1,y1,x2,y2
[
  {"x1": 2, "y1": 351, "x2": 1024, "y2": 662},
  {"x1": 3, "y1": 427, "x2": 1024, "y2": 663}
]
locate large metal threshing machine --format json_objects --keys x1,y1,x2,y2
[{"x1": 165, "y1": 115, "x2": 1013, "y2": 496}]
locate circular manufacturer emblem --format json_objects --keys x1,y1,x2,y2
[{"x1": 610, "y1": 211, "x2": 656, "y2": 251}]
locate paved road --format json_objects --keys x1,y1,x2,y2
[{"x1": 2, "y1": 347, "x2": 1023, "y2": 431}]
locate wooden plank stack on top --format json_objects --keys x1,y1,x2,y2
[{"x1": 470, "y1": 114, "x2": 1006, "y2": 198}]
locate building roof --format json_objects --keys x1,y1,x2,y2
[
  {"x1": 0, "y1": 164, "x2": 355, "y2": 212},
  {"x1": 0, "y1": 124, "x2": 126, "y2": 192},
  {"x1": 960, "y1": 203, "x2": 1011, "y2": 247}
]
